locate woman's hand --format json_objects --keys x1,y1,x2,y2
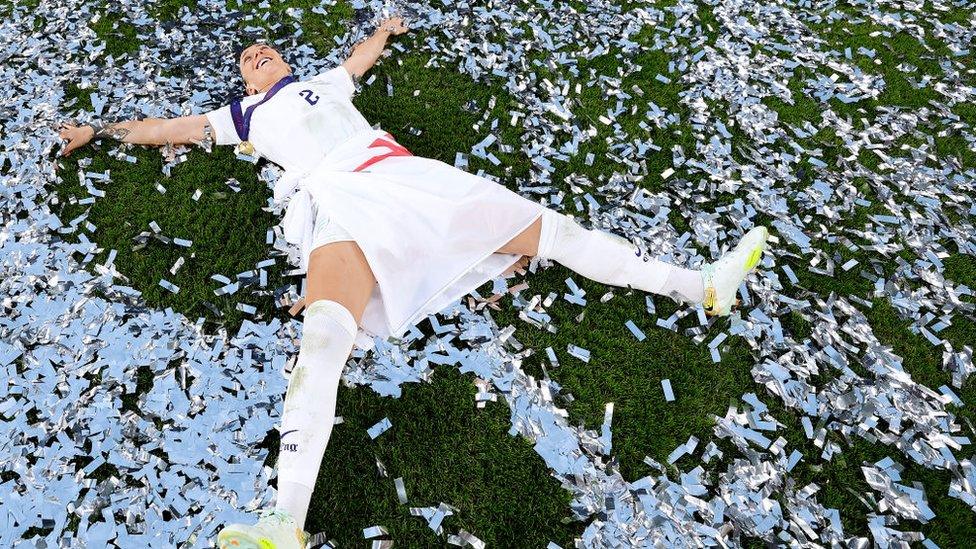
[
  {"x1": 58, "y1": 123, "x2": 95, "y2": 157},
  {"x1": 378, "y1": 17, "x2": 408, "y2": 36},
  {"x1": 343, "y1": 17, "x2": 409, "y2": 79}
]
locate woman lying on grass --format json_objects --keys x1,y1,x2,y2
[{"x1": 58, "y1": 16, "x2": 768, "y2": 549}]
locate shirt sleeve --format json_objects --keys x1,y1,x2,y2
[
  {"x1": 311, "y1": 65, "x2": 356, "y2": 99},
  {"x1": 203, "y1": 105, "x2": 241, "y2": 145}
]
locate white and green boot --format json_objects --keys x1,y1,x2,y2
[
  {"x1": 217, "y1": 509, "x2": 307, "y2": 549},
  {"x1": 701, "y1": 226, "x2": 769, "y2": 316}
]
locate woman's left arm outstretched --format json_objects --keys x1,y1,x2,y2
[{"x1": 341, "y1": 17, "x2": 410, "y2": 80}]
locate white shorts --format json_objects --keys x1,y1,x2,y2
[{"x1": 310, "y1": 207, "x2": 355, "y2": 251}]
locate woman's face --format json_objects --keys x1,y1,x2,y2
[{"x1": 238, "y1": 43, "x2": 291, "y2": 95}]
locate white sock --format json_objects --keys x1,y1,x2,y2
[
  {"x1": 662, "y1": 263, "x2": 705, "y2": 304},
  {"x1": 274, "y1": 299, "x2": 357, "y2": 529},
  {"x1": 536, "y1": 209, "x2": 704, "y2": 303},
  {"x1": 275, "y1": 481, "x2": 314, "y2": 526}
]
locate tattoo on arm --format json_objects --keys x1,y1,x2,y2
[{"x1": 90, "y1": 121, "x2": 131, "y2": 142}]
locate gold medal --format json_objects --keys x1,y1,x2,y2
[{"x1": 236, "y1": 140, "x2": 255, "y2": 156}]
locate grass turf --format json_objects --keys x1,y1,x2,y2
[{"x1": 51, "y1": 0, "x2": 976, "y2": 546}]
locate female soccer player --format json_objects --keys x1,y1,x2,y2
[{"x1": 59, "y1": 17, "x2": 768, "y2": 549}]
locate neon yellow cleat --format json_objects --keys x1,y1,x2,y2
[
  {"x1": 701, "y1": 226, "x2": 769, "y2": 316},
  {"x1": 217, "y1": 509, "x2": 307, "y2": 549}
]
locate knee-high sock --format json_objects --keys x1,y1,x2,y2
[
  {"x1": 275, "y1": 299, "x2": 357, "y2": 528},
  {"x1": 536, "y1": 209, "x2": 704, "y2": 303}
]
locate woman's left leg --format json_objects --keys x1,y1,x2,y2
[
  {"x1": 499, "y1": 217, "x2": 542, "y2": 257},
  {"x1": 498, "y1": 209, "x2": 768, "y2": 315},
  {"x1": 498, "y1": 211, "x2": 704, "y2": 303}
]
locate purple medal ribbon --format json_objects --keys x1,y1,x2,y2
[{"x1": 229, "y1": 75, "x2": 296, "y2": 142}]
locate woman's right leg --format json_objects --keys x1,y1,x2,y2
[{"x1": 274, "y1": 241, "x2": 376, "y2": 528}]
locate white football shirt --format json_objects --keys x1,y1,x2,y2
[
  {"x1": 204, "y1": 66, "x2": 372, "y2": 172},
  {"x1": 205, "y1": 66, "x2": 545, "y2": 345}
]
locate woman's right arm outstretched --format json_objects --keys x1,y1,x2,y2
[{"x1": 58, "y1": 115, "x2": 213, "y2": 157}]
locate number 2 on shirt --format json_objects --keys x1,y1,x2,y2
[{"x1": 299, "y1": 89, "x2": 319, "y2": 106}]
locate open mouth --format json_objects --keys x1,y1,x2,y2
[{"x1": 255, "y1": 57, "x2": 272, "y2": 70}]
